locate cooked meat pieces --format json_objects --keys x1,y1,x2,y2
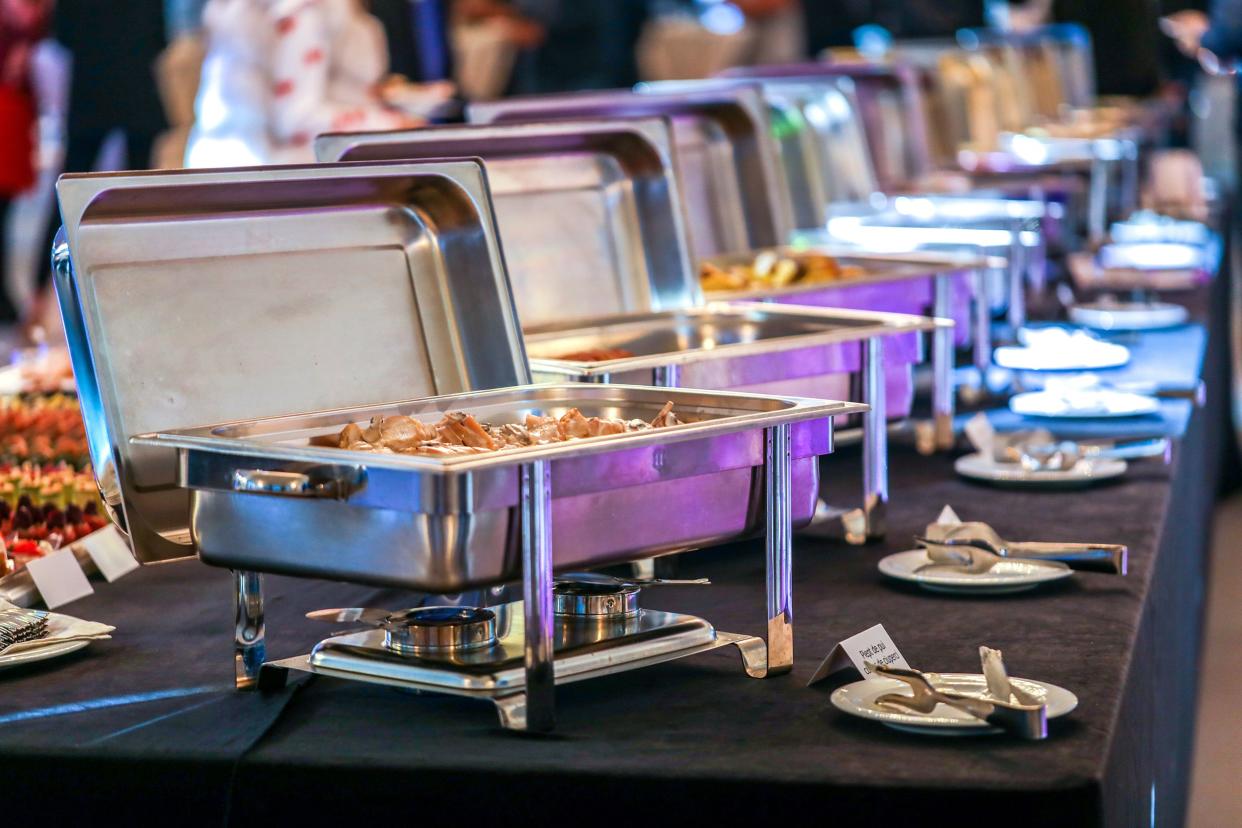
[
  {"x1": 554, "y1": 347, "x2": 636, "y2": 362},
  {"x1": 332, "y1": 404, "x2": 681, "y2": 458},
  {"x1": 363, "y1": 415, "x2": 438, "y2": 451},
  {"x1": 436, "y1": 412, "x2": 497, "y2": 450},
  {"x1": 699, "y1": 251, "x2": 865, "y2": 292},
  {"x1": 524, "y1": 413, "x2": 563, "y2": 444},
  {"x1": 649, "y1": 401, "x2": 681, "y2": 428}
]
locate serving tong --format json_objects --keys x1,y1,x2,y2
[
  {"x1": 868, "y1": 662, "x2": 1048, "y2": 740},
  {"x1": 1003, "y1": 437, "x2": 1169, "y2": 472},
  {"x1": 918, "y1": 521, "x2": 1127, "y2": 574}
]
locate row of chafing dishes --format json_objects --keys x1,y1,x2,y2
[{"x1": 53, "y1": 39, "x2": 1150, "y2": 731}]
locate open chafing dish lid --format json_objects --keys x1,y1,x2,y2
[
  {"x1": 467, "y1": 85, "x2": 795, "y2": 255},
  {"x1": 54, "y1": 159, "x2": 529, "y2": 564},
  {"x1": 314, "y1": 118, "x2": 700, "y2": 324}
]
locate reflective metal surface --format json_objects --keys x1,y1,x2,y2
[
  {"x1": 54, "y1": 161, "x2": 528, "y2": 564},
  {"x1": 383, "y1": 606, "x2": 499, "y2": 656},
  {"x1": 272, "y1": 601, "x2": 771, "y2": 729},
  {"x1": 552, "y1": 581, "x2": 640, "y2": 617},
  {"x1": 469, "y1": 86, "x2": 794, "y2": 258},
  {"x1": 316, "y1": 119, "x2": 699, "y2": 326},
  {"x1": 137, "y1": 383, "x2": 855, "y2": 591}
]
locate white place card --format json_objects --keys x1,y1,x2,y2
[
  {"x1": 76, "y1": 525, "x2": 139, "y2": 582},
  {"x1": 807, "y1": 623, "x2": 910, "y2": 686},
  {"x1": 25, "y1": 547, "x2": 95, "y2": 609}
]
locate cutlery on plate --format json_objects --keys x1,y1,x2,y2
[
  {"x1": 868, "y1": 662, "x2": 1048, "y2": 740},
  {"x1": 912, "y1": 543, "x2": 1071, "y2": 575},
  {"x1": 920, "y1": 521, "x2": 1127, "y2": 574}
]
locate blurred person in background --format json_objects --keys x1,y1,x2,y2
[
  {"x1": 0, "y1": 0, "x2": 50, "y2": 325},
  {"x1": 370, "y1": 0, "x2": 452, "y2": 83},
  {"x1": 734, "y1": 0, "x2": 803, "y2": 65},
  {"x1": 185, "y1": 0, "x2": 417, "y2": 167},
  {"x1": 803, "y1": 0, "x2": 985, "y2": 55},
  {"x1": 502, "y1": 0, "x2": 652, "y2": 94},
  {"x1": 30, "y1": 0, "x2": 166, "y2": 338}
]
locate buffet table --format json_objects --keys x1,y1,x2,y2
[{"x1": 0, "y1": 282, "x2": 1226, "y2": 827}]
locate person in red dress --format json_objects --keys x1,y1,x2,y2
[{"x1": 0, "y1": 0, "x2": 50, "y2": 324}]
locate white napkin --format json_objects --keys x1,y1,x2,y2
[
  {"x1": 979, "y1": 646, "x2": 1041, "y2": 706},
  {"x1": 0, "y1": 599, "x2": 113, "y2": 656},
  {"x1": 920, "y1": 506, "x2": 979, "y2": 565}
]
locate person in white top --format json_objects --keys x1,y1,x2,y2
[{"x1": 186, "y1": 0, "x2": 414, "y2": 167}]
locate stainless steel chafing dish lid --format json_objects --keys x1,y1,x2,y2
[
  {"x1": 468, "y1": 86, "x2": 794, "y2": 257},
  {"x1": 54, "y1": 160, "x2": 529, "y2": 564},
  {"x1": 314, "y1": 118, "x2": 699, "y2": 326}
]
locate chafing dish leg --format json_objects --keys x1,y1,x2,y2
[
  {"x1": 931, "y1": 275, "x2": 956, "y2": 451},
  {"x1": 1088, "y1": 157, "x2": 1108, "y2": 244},
  {"x1": 968, "y1": 266, "x2": 993, "y2": 392},
  {"x1": 1120, "y1": 145, "x2": 1139, "y2": 219},
  {"x1": 764, "y1": 423, "x2": 793, "y2": 675},
  {"x1": 494, "y1": 693, "x2": 528, "y2": 730},
  {"x1": 1027, "y1": 227, "x2": 1048, "y2": 296},
  {"x1": 519, "y1": 459, "x2": 556, "y2": 732},
  {"x1": 233, "y1": 570, "x2": 265, "y2": 690},
  {"x1": 859, "y1": 337, "x2": 887, "y2": 543},
  {"x1": 628, "y1": 364, "x2": 681, "y2": 581},
  {"x1": 1007, "y1": 232, "x2": 1026, "y2": 333}
]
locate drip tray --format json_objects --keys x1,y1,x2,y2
[{"x1": 297, "y1": 602, "x2": 728, "y2": 695}]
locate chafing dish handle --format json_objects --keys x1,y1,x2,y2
[{"x1": 231, "y1": 469, "x2": 365, "y2": 501}]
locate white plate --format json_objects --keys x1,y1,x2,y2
[
  {"x1": 1009, "y1": 389, "x2": 1161, "y2": 419},
  {"x1": 831, "y1": 673, "x2": 1078, "y2": 735},
  {"x1": 0, "y1": 637, "x2": 92, "y2": 670},
  {"x1": 1098, "y1": 242, "x2": 1204, "y2": 271},
  {"x1": 878, "y1": 549, "x2": 1074, "y2": 595},
  {"x1": 955, "y1": 452, "x2": 1127, "y2": 488},
  {"x1": 1068, "y1": 301, "x2": 1188, "y2": 331},
  {"x1": 994, "y1": 343, "x2": 1129, "y2": 372}
]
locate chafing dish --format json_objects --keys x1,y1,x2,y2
[
  {"x1": 699, "y1": 247, "x2": 983, "y2": 447},
  {"x1": 525, "y1": 304, "x2": 946, "y2": 542},
  {"x1": 469, "y1": 86, "x2": 795, "y2": 259},
  {"x1": 141, "y1": 383, "x2": 857, "y2": 728},
  {"x1": 662, "y1": 71, "x2": 1047, "y2": 341},
  {"x1": 53, "y1": 159, "x2": 862, "y2": 732}
]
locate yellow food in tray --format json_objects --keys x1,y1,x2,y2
[{"x1": 700, "y1": 251, "x2": 864, "y2": 292}]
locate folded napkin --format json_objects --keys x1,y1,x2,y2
[
  {"x1": 0, "y1": 599, "x2": 113, "y2": 656},
  {"x1": 979, "y1": 646, "x2": 1040, "y2": 706}
]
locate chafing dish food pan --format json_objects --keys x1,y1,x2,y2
[
  {"x1": 525, "y1": 303, "x2": 937, "y2": 414},
  {"x1": 136, "y1": 383, "x2": 855, "y2": 591}
]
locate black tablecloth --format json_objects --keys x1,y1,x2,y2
[{"x1": 0, "y1": 290, "x2": 1227, "y2": 826}]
